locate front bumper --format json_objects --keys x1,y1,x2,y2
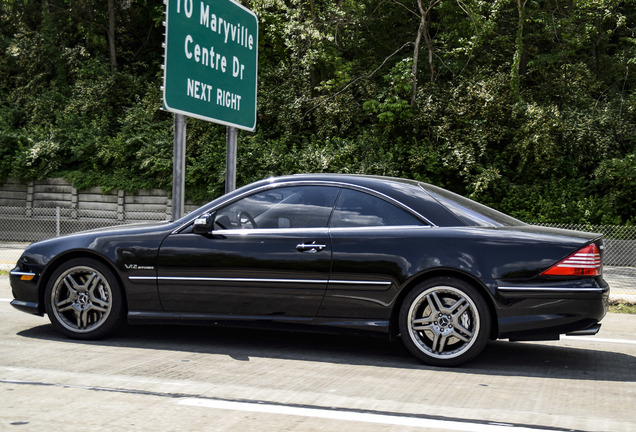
[
  {"x1": 10, "y1": 299, "x2": 41, "y2": 315},
  {"x1": 9, "y1": 268, "x2": 44, "y2": 316}
]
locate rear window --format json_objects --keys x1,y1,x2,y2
[
  {"x1": 420, "y1": 183, "x2": 524, "y2": 227},
  {"x1": 330, "y1": 188, "x2": 425, "y2": 227}
]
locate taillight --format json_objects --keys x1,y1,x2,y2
[{"x1": 541, "y1": 243, "x2": 602, "y2": 277}]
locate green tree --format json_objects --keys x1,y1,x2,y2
[{"x1": 0, "y1": 0, "x2": 634, "y2": 224}]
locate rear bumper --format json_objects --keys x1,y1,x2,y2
[{"x1": 495, "y1": 280, "x2": 609, "y2": 341}]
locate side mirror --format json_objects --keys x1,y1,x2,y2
[{"x1": 192, "y1": 212, "x2": 214, "y2": 234}]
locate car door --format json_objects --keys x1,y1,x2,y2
[
  {"x1": 156, "y1": 185, "x2": 340, "y2": 318},
  {"x1": 320, "y1": 188, "x2": 429, "y2": 321}
]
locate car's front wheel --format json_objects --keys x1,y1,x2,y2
[
  {"x1": 44, "y1": 258, "x2": 124, "y2": 339},
  {"x1": 399, "y1": 277, "x2": 491, "y2": 367}
]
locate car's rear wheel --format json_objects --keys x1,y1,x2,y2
[
  {"x1": 44, "y1": 258, "x2": 123, "y2": 339},
  {"x1": 399, "y1": 277, "x2": 491, "y2": 367}
]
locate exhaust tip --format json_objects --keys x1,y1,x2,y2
[{"x1": 566, "y1": 323, "x2": 601, "y2": 337}]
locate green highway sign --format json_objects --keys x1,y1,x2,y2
[{"x1": 163, "y1": 0, "x2": 258, "y2": 131}]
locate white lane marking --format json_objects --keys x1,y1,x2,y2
[
  {"x1": 563, "y1": 336, "x2": 636, "y2": 345},
  {"x1": 178, "y1": 398, "x2": 557, "y2": 432}
]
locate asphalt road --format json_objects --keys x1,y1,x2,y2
[{"x1": 1, "y1": 276, "x2": 635, "y2": 432}]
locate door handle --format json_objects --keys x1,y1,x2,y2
[{"x1": 296, "y1": 242, "x2": 327, "y2": 253}]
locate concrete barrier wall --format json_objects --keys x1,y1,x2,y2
[
  {"x1": 0, "y1": 177, "x2": 175, "y2": 219},
  {"x1": 0, "y1": 178, "x2": 201, "y2": 242}
]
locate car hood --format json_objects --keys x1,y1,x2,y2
[{"x1": 16, "y1": 221, "x2": 176, "y2": 272}]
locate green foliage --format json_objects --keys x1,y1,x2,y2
[
  {"x1": 363, "y1": 58, "x2": 414, "y2": 124},
  {"x1": 0, "y1": 0, "x2": 635, "y2": 224},
  {"x1": 594, "y1": 153, "x2": 636, "y2": 225}
]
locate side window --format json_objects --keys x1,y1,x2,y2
[
  {"x1": 330, "y1": 189, "x2": 425, "y2": 228},
  {"x1": 214, "y1": 186, "x2": 339, "y2": 230}
]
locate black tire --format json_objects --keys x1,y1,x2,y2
[
  {"x1": 44, "y1": 258, "x2": 124, "y2": 340},
  {"x1": 399, "y1": 277, "x2": 491, "y2": 367}
]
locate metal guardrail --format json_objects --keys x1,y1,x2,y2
[{"x1": 0, "y1": 208, "x2": 634, "y2": 296}]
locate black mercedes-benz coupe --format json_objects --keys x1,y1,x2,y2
[{"x1": 10, "y1": 174, "x2": 609, "y2": 366}]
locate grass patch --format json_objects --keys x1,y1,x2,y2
[
  {"x1": 609, "y1": 300, "x2": 636, "y2": 314},
  {"x1": 0, "y1": 270, "x2": 8, "y2": 276}
]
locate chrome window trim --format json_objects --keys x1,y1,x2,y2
[
  {"x1": 210, "y1": 227, "x2": 329, "y2": 236},
  {"x1": 208, "y1": 226, "x2": 432, "y2": 236},
  {"x1": 328, "y1": 225, "x2": 433, "y2": 233}
]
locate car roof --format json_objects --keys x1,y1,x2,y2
[
  {"x1": 196, "y1": 173, "x2": 522, "y2": 228},
  {"x1": 248, "y1": 174, "x2": 478, "y2": 227}
]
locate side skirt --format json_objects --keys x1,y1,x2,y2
[{"x1": 127, "y1": 311, "x2": 389, "y2": 337}]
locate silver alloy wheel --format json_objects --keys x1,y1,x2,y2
[
  {"x1": 50, "y1": 266, "x2": 113, "y2": 334},
  {"x1": 406, "y1": 285, "x2": 480, "y2": 360}
]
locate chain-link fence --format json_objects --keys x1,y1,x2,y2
[
  {"x1": 535, "y1": 224, "x2": 636, "y2": 267},
  {"x1": 534, "y1": 224, "x2": 636, "y2": 298},
  {"x1": 0, "y1": 206, "x2": 171, "y2": 242},
  {"x1": 0, "y1": 205, "x2": 181, "y2": 272},
  {"x1": 1, "y1": 207, "x2": 634, "y2": 297}
]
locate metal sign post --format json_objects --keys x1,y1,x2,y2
[
  {"x1": 162, "y1": 0, "x2": 258, "y2": 208},
  {"x1": 225, "y1": 126, "x2": 238, "y2": 193},
  {"x1": 172, "y1": 113, "x2": 186, "y2": 220}
]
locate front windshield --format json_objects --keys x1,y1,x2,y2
[{"x1": 420, "y1": 183, "x2": 524, "y2": 227}]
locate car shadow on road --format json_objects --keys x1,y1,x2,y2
[{"x1": 18, "y1": 323, "x2": 635, "y2": 382}]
